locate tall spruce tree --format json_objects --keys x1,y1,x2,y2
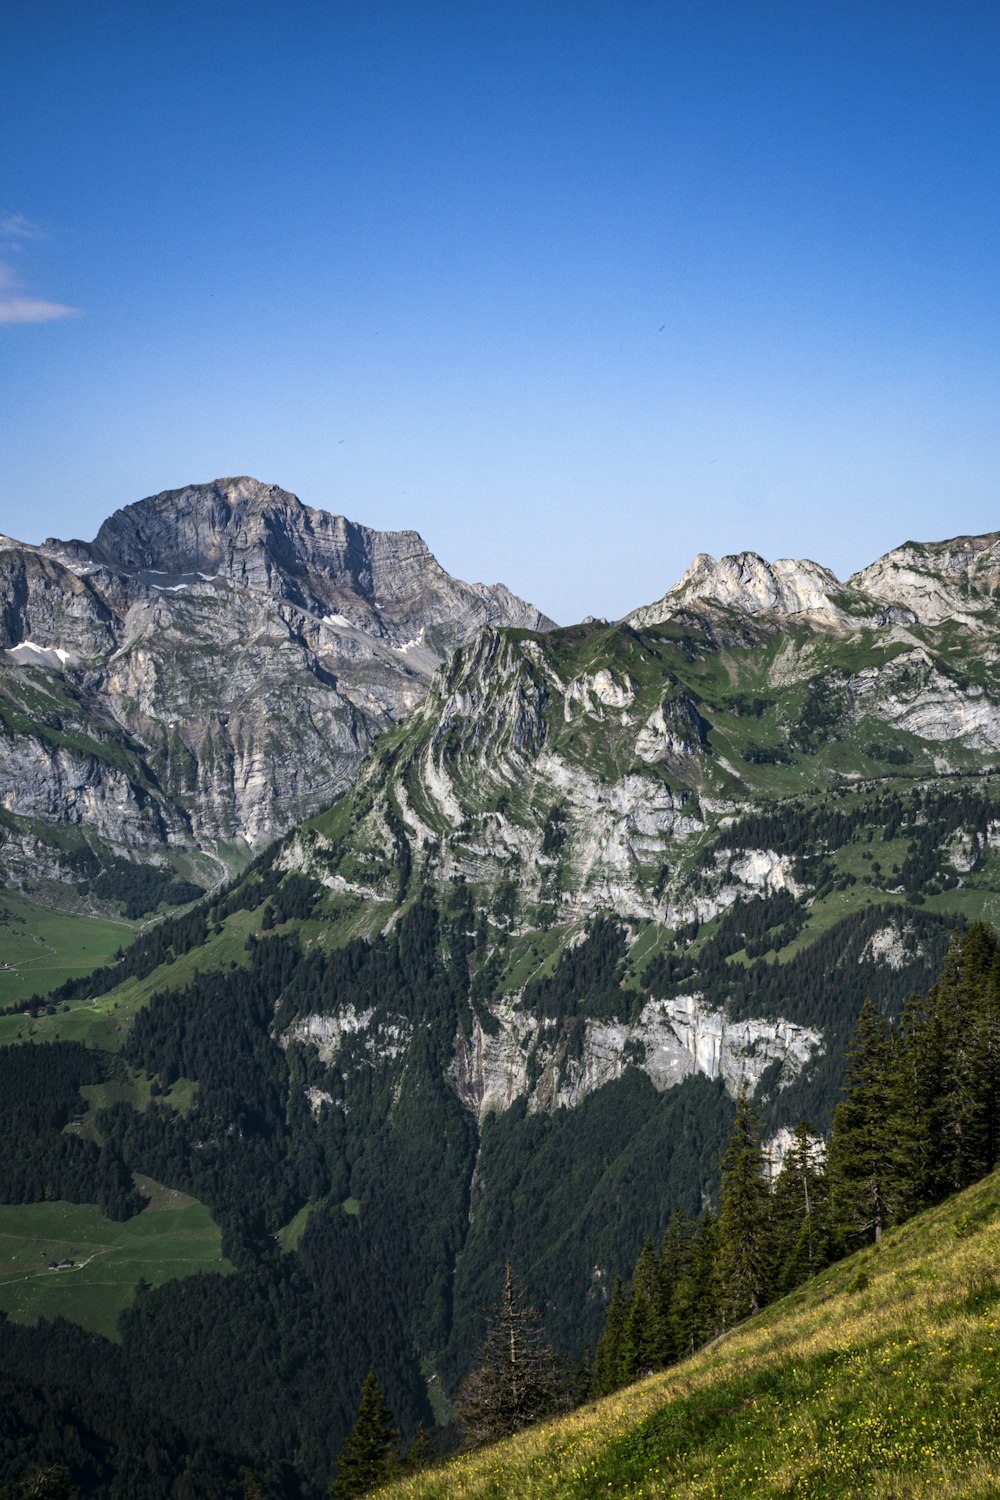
[
  {"x1": 828, "y1": 999, "x2": 899, "y2": 1245},
  {"x1": 889, "y1": 987, "x2": 944, "y2": 1216},
  {"x1": 456, "y1": 1262, "x2": 568, "y2": 1447},
  {"x1": 657, "y1": 1207, "x2": 696, "y2": 1365},
  {"x1": 329, "y1": 1370, "x2": 399, "y2": 1499},
  {"x1": 770, "y1": 1122, "x2": 831, "y2": 1293},
  {"x1": 591, "y1": 1272, "x2": 627, "y2": 1398},
  {"x1": 932, "y1": 923, "x2": 997, "y2": 1193},
  {"x1": 982, "y1": 944, "x2": 1000, "y2": 1173},
  {"x1": 618, "y1": 1236, "x2": 661, "y2": 1384},
  {"x1": 671, "y1": 1209, "x2": 720, "y2": 1356},
  {"x1": 716, "y1": 1089, "x2": 773, "y2": 1324}
]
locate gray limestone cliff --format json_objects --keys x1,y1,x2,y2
[
  {"x1": 0, "y1": 477, "x2": 554, "y2": 887},
  {"x1": 627, "y1": 530, "x2": 1000, "y2": 633}
]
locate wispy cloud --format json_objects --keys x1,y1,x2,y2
[
  {"x1": 0, "y1": 214, "x2": 47, "y2": 242},
  {"x1": 0, "y1": 292, "x2": 81, "y2": 325},
  {"x1": 0, "y1": 215, "x2": 81, "y2": 325}
]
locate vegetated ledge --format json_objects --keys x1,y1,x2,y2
[{"x1": 378, "y1": 1167, "x2": 1000, "y2": 1499}]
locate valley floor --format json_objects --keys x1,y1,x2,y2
[{"x1": 378, "y1": 1169, "x2": 1000, "y2": 1498}]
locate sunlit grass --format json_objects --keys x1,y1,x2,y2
[
  {"x1": 0, "y1": 1186, "x2": 230, "y2": 1341},
  {"x1": 379, "y1": 1170, "x2": 1000, "y2": 1498}
]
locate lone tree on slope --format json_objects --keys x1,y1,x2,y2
[{"x1": 456, "y1": 1261, "x2": 569, "y2": 1447}]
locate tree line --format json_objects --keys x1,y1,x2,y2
[{"x1": 591, "y1": 920, "x2": 1000, "y2": 1398}]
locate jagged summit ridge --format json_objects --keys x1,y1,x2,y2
[
  {"x1": 629, "y1": 528, "x2": 1000, "y2": 630},
  {"x1": 43, "y1": 476, "x2": 554, "y2": 639},
  {"x1": 629, "y1": 550, "x2": 852, "y2": 628}
]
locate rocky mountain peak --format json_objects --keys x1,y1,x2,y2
[
  {"x1": 627, "y1": 549, "x2": 855, "y2": 629},
  {"x1": 70, "y1": 477, "x2": 422, "y2": 614},
  {"x1": 1, "y1": 476, "x2": 554, "y2": 872},
  {"x1": 850, "y1": 532, "x2": 1000, "y2": 624},
  {"x1": 39, "y1": 476, "x2": 556, "y2": 637}
]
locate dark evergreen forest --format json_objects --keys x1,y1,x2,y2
[
  {"x1": 591, "y1": 921, "x2": 1000, "y2": 1403},
  {"x1": 0, "y1": 859, "x2": 982, "y2": 1496}
]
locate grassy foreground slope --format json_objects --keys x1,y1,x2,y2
[{"x1": 383, "y1": 1170, "x2": 1000, "y2": 1499}]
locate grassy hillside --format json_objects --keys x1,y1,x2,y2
[
  {"x1": 0, "y1": 889, "x2": 134, "y2": 1008},
  {"x1": 0, "y1": 1176, "x2": 231, "y2": 1341},
  {"x1": 381, "y1": 1168, "x2": 1000, "y2": 1499}
]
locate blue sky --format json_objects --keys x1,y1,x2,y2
[{"x1": 2, "y1": 1, "x2": 998, "y2": 624}]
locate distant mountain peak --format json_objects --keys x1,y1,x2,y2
[
  {"x1": 629, "y1": 528, "x2": 1000, "y2": 632},
  {"x1": 628, "y1": 549, "x2": 857, "y2": 629}
]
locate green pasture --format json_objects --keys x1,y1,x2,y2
[
  {"x1": 0, "y1": 889, "x2": 134, "y2": 1008},
  {"x1": 0, "y1": 1178, "x2": 230, "y2": 1340},
  {"x1": 278, "y1": 1201, "x2": 315, "y2": 1252},
  {"x1": 0, "y1": 905, "x2": 262, "y2": 1051}
]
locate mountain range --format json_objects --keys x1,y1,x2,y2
[{"x1": 3, "y1": 482, "x2": 1000, "y2": 1493}]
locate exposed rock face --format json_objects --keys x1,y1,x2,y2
[
  {"x1": 282, "y1": 1008, "x2": 412, "y2": 1066},
  {"x1": 630, "y1": 551, "x2": 857, "y2": 629},
  {"x1": 284, "y1": 515, "x2": 1000, "y2": 935},
  {"x1": 860, "y1": 924, "x2": 921, "y2": 971},
  {"x1": 850, "y1": 534, "x2": 1000, "y2": 625},
  {"x1": 446, "y1": 993, "x2": 821, "y2": 1124},
  {"x1": 286, "y1": 991, "x2": 820, "y2": 1126},
  {"x1": 629, "y1": 531, "x2": 1000, "y2": 634},
  {"x1": 0, "y1": 477, "x2": 554, "y2": 880}
]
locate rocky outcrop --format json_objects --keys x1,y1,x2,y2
[
  {"x1": 626, "y1": 550, "x2": 911, "y2": 631},
  {"x1": 850, "y1": 533, "x2": 1000, "y2": 625},
  {"x1": 629, "y1": 531, "x2": 1000, "y2": 634},
  {"x1": 629, "y1": 552, "x2": 854, "y2": 628},
  {"x1": 283, "y1": 989, "x2": 820, "y2": 1128},
  {"x1": 447, "y1": 993, "x2": 822, "y2": 1124},
  {"x1": 0, "y1": 477, "x2": 554, "y2": 876}
]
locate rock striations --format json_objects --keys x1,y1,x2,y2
[
  {"x1": 0, "y1": 477, "x2": 553, "y2": 888},
  {"x1": 628, "y1": 530, "x2": 1000, "y2": 631}
]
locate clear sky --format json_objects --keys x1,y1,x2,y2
[{"x1": 2, "y1": 1, "x2": 998, "y2": 625}]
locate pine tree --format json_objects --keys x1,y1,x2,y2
[
  {"x1": 329, "y1": 1370, "x2": 399, "y2": 1499},
  {"x1": 456, "y1": 1262, "x2": 567, "y2": 1447},
  {"x1": 933, "y1": 924, "x2": 997, "y2": 1192},
  {"x1": 828, "y1": 999, "x2": 899, "y2": 1246},
  {"x1": 770, "y1": 1122, "x2": 831, "y2": 1293},
  {"x1": 716, "y1": 1089, "x2": 773, "y2": 1324},
  {"x1": 401, "y1": 1424, "x2": 433, "y2": 1473},
  {"x1": 618, "y1": 1236, "x2": 661, "y2": 1384},
  {"x1": 591, "y1": 1272, "x2": 627, "y2": 1397},
  {"x1": 982, "y1": 946, "x2": 1000, "y2": 1172},
  {"x1": 889, "y1": 987, "x2": 944, "y2": 1215},
  {"x1": 657, "y1": 1207, "x2": 696, "y2": 1365},
  {"x1": 671, "y1": 1210, "x2": 720, "y2": 1356}
]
